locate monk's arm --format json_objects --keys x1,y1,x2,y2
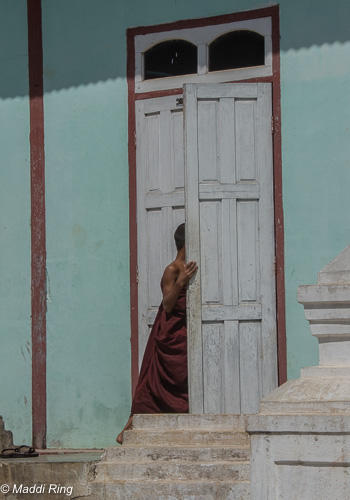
[
  {"x1": 161, "y1": 266, "x2": 182, "y2": 314},
  {"x1": 162, "y1": 262, "x2": 198, "y2": 313}
]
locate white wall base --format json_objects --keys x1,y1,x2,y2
[
  {"x1": 247, "y1": 246, "x2": 350, "y2": 500},
  {"x1": 247, "y1": 415, "x2": 350, "y2": 500}
]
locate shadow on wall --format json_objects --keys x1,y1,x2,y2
[{"x1": 1, "y1": 0, "x2": 350, "y2": 99}]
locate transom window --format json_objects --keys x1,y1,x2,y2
[
  {"x1": 135, "y1": 17, "x2": 272, "y2": 92},
  {"x1": 209, "y1": 30, "x2": 264, "y2": 72},
  {"x1": 144, "y1": 40, "x2": 197, "y2": 80}
]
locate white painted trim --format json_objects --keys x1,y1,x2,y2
[
  {"x1": 184, "y1": 83, "x2": 204, "y2": 413},
  {"x1": 135, "y1": 99, "x2": 148, "y2": 368},
  {"x1": 184, "y1": 82, "x2": 276, "y2": 414},
  {"x1": 135, "y1": 17, "x2": 272, "y2": 93}
]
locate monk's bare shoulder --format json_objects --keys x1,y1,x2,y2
[{"x1": 161, "y1": 262, "x2": 179, "y2": 289}]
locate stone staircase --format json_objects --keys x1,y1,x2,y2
[{"x1": 89, "y1": 414, "x2": 250, "y2": 499}]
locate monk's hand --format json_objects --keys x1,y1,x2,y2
[{"x1": 177, "y1": 261, "x2": 198, "y2": 287}]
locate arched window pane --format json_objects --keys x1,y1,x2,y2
[
  {"x1": 209, "y1": 30, "x2": 264, "y2": 72},
  {"x1": 144, "y1": 40, "x2": 197, "y2": 80}
]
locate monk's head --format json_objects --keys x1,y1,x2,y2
[{"x1": 174, "y1": 223, "x2": 185, "y2": 251}]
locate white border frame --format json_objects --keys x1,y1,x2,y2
[{"x1": 134, "y1": 17, "x2": 272, "y2": 92}]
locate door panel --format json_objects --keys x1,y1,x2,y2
[
  {"x1": 136, "y1": 96, "x2": 184, "y2": 366},
  {"x1": 135, "y1": 83, "x2": 277, "y2": 414},
  {"x1": 184, "y1": 83, "x2": 277, "y2": 414}
]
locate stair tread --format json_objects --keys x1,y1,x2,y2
[
  {"x1": 99, "y1": 459, "x2": 250, "y2": 465},
  {"x1": 126, "y1": 429, "x2": 246, "y2": 432},
  {"x1": 123, "y1": 429, "x2": 248, "y2": 440},
  {"x1": 131, "y1": 414, "x2": 246, "y2": 427},
  {"x1": 132, "y1": 429, "x2": 246, "y2": 433},
  {"x1": 116, "y1": 444, "x2": 250, "y2": 449},
  {"x1": 91, "y1": 478, "x2": 250, "y2": 484}
]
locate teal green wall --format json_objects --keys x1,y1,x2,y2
[
  {"x1": 42, "y1": 3, "x2": 131, "y2": 445},
  {"x1": 41, "y1": 0, "x2": 350, "y2": 446},
  {"x1": 1, "y1": 0, "x2": 349, "y2": 448},
  {"x1": 0, "y1": 0, "x2": 31, "y2": 445},
  {"x1": 43, "y1": 80, "x2": 131, "y2": 447},
  {"x1": 281, "y1": 38, "x2": 350, "y2": 378}
]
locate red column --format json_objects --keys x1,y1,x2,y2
[{"x1": 27, "y1": 0, "x2": 47, "y2": 449}]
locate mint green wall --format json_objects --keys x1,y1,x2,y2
[
  {"x1": 0, "y1": 0, "x2": 31, "y2": 445},
  {"x1": 281, "y1": 38, "x2": 350, "y2": 378},
  {"x1": 43, "y1": 81, "x2": 131, "y2": 448},
  {"x1": 42, "y1": 3, "x2": 131, "y2": 447},
  {"x1": 39, "y1": 0, "x2": 350, "y2": 447}
]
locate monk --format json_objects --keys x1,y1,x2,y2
[{"x1": 116, "y1": 223, "x2": 197, "y2": 444}]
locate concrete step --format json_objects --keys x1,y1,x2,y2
[
  {"x1": 104, "y1": 444, "x2": 250, "y2": 462},
  {"x1": 0, "y1": 452, "x2": 103, "y2": 500},
  {"x1": 95, "y1": 459, "x2": 250, "y2": 482},
  {"x1": 90, "y1": 479, "x2": 250, "y2": 500},
  {"x1": 132, "y1": 413, "x2": 246, "y2": 430},
  {"x1": 123, "y1": 429, "x2": 249, "y2": 446}
]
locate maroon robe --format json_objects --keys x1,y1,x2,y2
[{"x1": 131, "y1": 286, "x2": 188, "y2": 414}]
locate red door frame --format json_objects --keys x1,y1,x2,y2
[
  {"x1": 127, "y1": 5, "x2": 286, "y2": 396},
  {"x1": 27, "y1": 0, "x2": 47, "y2": 449}
]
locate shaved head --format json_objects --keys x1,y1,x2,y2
[{"x1": 174, "y1": 223, "x2": 185, "y2": 251}]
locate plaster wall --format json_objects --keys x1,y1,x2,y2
[
  {"x1": 42, "y1": 0, "x2": 350, "y2": 446},
  {"x1": 1, "y1": 0, "x2": 349, "y2": 448},
  {"x1": 0, "y1": 0, "x2": 31, "y2": 445},
  {"x1": 249, "y1": 422, "x2": 350, "y2": 500}
]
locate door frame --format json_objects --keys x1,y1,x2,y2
[{"x1": 127, "y1": 5, "x2": 286, "y2": 396}]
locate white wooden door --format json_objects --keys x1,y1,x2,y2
[
  {"x1": 136, "y1": 95, "x2": 185, "y2": 366},
  {"x1": 184, "y1": 83, "x2": 277, "y2": 414}
]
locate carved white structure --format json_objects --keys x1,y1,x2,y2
[{"x1": 248, "y1": 246, "x2": 350, "y2": 500}]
